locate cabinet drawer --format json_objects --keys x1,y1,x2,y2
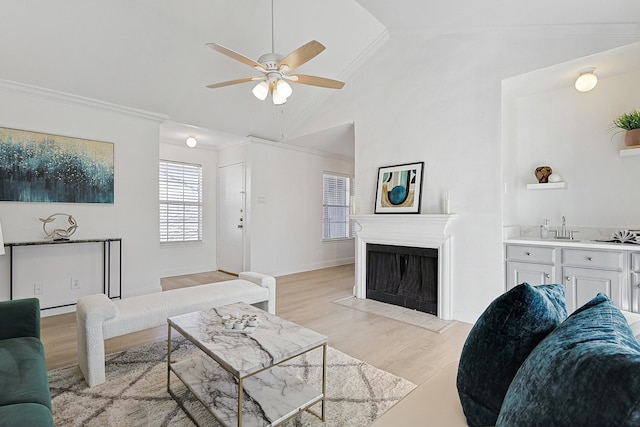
[
  {"x1": 562, "y1": 249, "x2": 623, "y2": 270},
  {"x1": 506, "y1": 245, "x2": 555, "y2": 264}
]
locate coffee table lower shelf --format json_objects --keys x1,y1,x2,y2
[{"x1": 169, "y1": 353, "x2": 324, "y2": 427}]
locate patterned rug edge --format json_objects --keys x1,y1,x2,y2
[{"x1": 48, "y1": 339, "x2": 416, "y2": 427}]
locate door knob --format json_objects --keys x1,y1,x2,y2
[{"x1": 237, "y1": 225, "x2": 243, "y2": 229}]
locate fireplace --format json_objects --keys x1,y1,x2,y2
[
  {"x1": 351, "y1": 214, "x2": 456, "y2": 320},
  {"x1": 366, "y1": 244, "x2": 438, "y2": 315}
]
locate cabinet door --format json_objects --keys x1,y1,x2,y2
[
  {"x1": 563, "y1": 267, "x2": 625, "y2": 314},
  {"x1": 630, "y1": 271, "x2": 640, "y2": 313},
  {"x1": 630, "y1": 253, "x2": 640, "y2": 313},
  {"x1": 506, "y1": 261, "x2": 555, "y2": 290}
]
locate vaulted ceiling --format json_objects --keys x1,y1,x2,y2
[
  {"x1": 1, "y1": 1, "x2": 639, "y2": 153},
  {"x1": 0, "y1": 1, "x2": 386, "y2": 151}
]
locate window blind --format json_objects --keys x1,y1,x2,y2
[
  {"x1": 159, "y1": 160, "x2": 202, "y2": 242},
  {"x1": 323, "y1": 173, "x2": 351, "y2": 240}
]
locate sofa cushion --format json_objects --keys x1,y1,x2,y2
[
  {"x1": 0, "y1": 298, "x2": 41, "y2": 340},
  {"x1": 0, "y1": 403, "x2": 54, "y2": 427},
  {"x1": 497, "y1": 293, "x2": 640, "y2": 427},
  {"x1": 456, "y1": 283, "x2": 567, "y2": 427},
  {"x1": 0, "y1": 337, "x2": 51, "y2": 409}
]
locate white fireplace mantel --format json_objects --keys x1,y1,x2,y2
[{"x1": 351, "y1": 214, "x2": 457, "y2": 320}]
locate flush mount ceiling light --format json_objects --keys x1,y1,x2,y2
[
  {"x1": 205, "y1": 0, "x2": 344, "y2": 105},
  {"x1": 185, "y1": 136, "x2": 197, "y2": 148},
  {"x1": 575, "y1": 67, "x2": 598, "y2": 92}
]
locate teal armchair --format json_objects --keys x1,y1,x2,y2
[{"x1": 0, "y1": 298, "x2": 54, "y2": 426}]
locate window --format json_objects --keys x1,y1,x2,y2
[
  {"x1": 323, "y1": 173, "x2": 352, "y2": 240},
  {"x1": 159, "y1": 160, "x2": 202, "y2": 242}
]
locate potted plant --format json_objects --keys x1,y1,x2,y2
[{"x1": 613, "y1": 110, "x2": 640, "y2": 147}]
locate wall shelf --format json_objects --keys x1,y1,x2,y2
[
  {"x1": 619, "y1": 146, "x2": 640, "y2": 158},
  {"x1": 526, "y1": 182, "x2": 566, "y2": 190}
]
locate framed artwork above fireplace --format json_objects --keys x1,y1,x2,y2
[{"x1": 374, "y1": 161, "x2": 424, "y2": 214}]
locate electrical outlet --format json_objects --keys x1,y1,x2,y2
[
  {"x1": 34, "y1": 283, "x2": 44, "y2": 295},
  {"x1": 71, "y1": 278, "x2": 80, "y2": 289}
]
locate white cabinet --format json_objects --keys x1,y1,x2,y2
[
  {"x1": 562, "y1": 267, "x2": 625, "y2": 313},
  {"x1": 505, "y1": 245, "x2": 557, "y2": 290},
  {"x1": 506, "y1": 262, "x2": 555, "y2": 289},
  {"x1": 505, "y1": 243, "x2": 634, "y2": 314},
  {"x1": 561, "y1": 248, "x2": 626, "y2": 313}
]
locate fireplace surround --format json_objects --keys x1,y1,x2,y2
[{"x1": 351, "y1": 214, "x2": 457, "y2": 320}]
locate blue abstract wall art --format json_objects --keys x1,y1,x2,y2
[
  {"x1": 375, "y1": 162, "x2": 424, "y2": 214},
  {"x1": 0, "y1": 127, "x2": 114, "y2": 203}
]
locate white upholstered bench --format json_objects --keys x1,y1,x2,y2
[{"x1": 76, "y1": 271, "x2": 275, "y2": 386}]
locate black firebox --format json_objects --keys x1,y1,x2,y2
[{"x1": 366, "y1": 243, "x2": 438, "y2": 315}]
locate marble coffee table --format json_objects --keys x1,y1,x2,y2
[{"x1": 167, "y1": 302, "x2": 328, "y2": 427}]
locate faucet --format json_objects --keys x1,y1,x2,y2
[{"x1": 555, "y1": 216, "x2": 578, "y2": 240}]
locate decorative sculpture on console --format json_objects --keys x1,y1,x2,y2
[{"x1": 39, "y1": 213, "x2": 78, "y2": 240}]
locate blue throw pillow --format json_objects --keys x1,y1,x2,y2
[
  {"x1": 456, "y1": 283, "x2": 567, "y2": 427},
  {"x1": 497, "y1": 293, "x2": 640, "y2": 427}
]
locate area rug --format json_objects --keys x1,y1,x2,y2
[
  {"x1": 333, "y1": 297, "x2": 456, "y2": 334},
  {"x1": 49, "y1": 339, "x2": 415, "y2": 426}
]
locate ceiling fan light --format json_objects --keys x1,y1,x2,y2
[
  {"x1": 272, "y1": 87, "x2": 287, "y2": 105},
  {"x1": 185, "y1": 137, "x2": 197, "y2": 148},
  {"x1": 252, "y1": 81, "x2": 269, "y2": 100},
  {"x1": 575, "y1": 67, "x2": 597, "y2": 92},
  {"x1": 276, "y1": 79, "x2": 293, "y2": 98}
]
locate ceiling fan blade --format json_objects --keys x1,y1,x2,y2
[
  {"x1": 206, "y1": 43, "x2": 265, "y2": 71},
  {"x1": 207, "y1": 77, "x2": 258, "y2": 89},
  {"x1": 279, "y1": 40, "x2": 326, "y2": 72},
  {"x1": 289, "y1": 74, "x2": 345, "y2": 89}
]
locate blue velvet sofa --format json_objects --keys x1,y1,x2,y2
[{"x1": 0, "y1": 298, "x2": 54, "y2": 426}]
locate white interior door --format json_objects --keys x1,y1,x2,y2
[{"x1": 218, "y1": 162, "x2": 245, "y2": 274}]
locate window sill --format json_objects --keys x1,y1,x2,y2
[
  {"x1": 160, "y1": 240, "x2": 203, "y2": 248},
  {"x1": 322, "y1": 237, "x2": 355, "y2": 243}
]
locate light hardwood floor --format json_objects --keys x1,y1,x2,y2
[{"x1": 41, "y1": 264, "x2": 472, "y2": 385}]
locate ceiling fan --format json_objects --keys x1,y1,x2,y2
[{"x1": 206, "y1": 0, "x2": 345, "y2": 105}]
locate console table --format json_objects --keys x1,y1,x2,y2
[{"x1": 4, "y1": 238, "x2": 122, "y2": 310}]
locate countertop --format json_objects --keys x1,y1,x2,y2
[{"x1": 505, "y1": 237, "x2": 640, "y2": 251}]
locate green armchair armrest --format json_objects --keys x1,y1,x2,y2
[{"x1": 0, "y1": 298, "x2": 41, "y2": 340}]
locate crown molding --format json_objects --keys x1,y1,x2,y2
[
  {"x1": 247, "y1": 135, "x2": 354, "y2": 162},
  {"x1": 0, "y1": 78, "x2": 168, "y2": 123}
]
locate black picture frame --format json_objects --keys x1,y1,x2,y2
[{"x1": 374, "y1": 162, "x2": 424, "y2": 214}]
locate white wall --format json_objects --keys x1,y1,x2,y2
[
  {"x1": 508, "y1": 69, "x2": 640, "y2": 230},
  {"x1": 217, "y1": 128, "x2": 355, "y2": 277},
  {"x1": 158, "y1": 141, "x2": 219, "y2": 277},
  {"x1": 0, "y1": 80, "x2": 165, "y2": 306},
  {"x1": 249, "y1": 141, "x2": 355, "y2": 276},
  {"x1": 291, "y1": 24, "x2": 639, "y2": 322}
]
